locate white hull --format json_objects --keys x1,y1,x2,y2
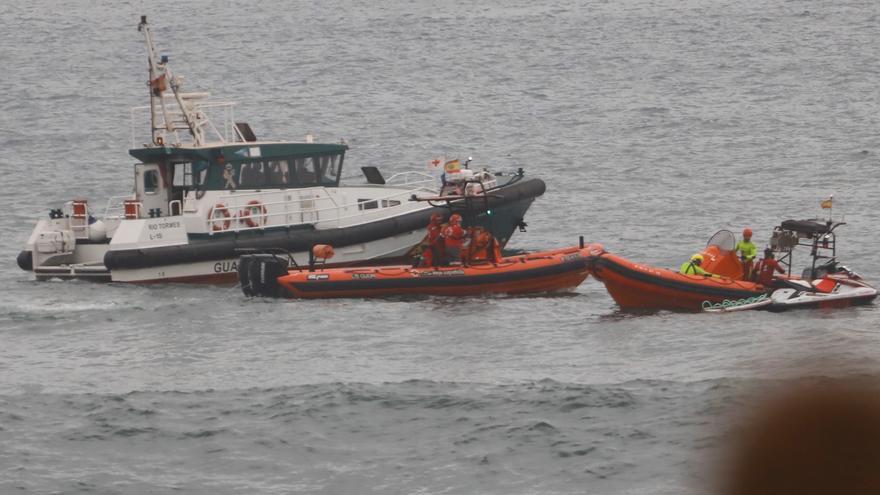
[
  {"x1": 769, "y1": 283, "x2": 878, "y2": 310},
  {"x1": 110, "y1": 230, "x2": 424, "y2": 283},
  {"x1": 32, "y1": 228, "x2": 426, "y2": 283},
  {"x1": 703, "y1": 278, "x2": 878, "y2": 313},
  {"x1": 26, "y1": 183, "x2": 437, "y2": 283}
]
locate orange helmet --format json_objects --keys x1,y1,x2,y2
[
  {"x1": 449, "y1": 214, "x2": 462, "y2": 224},
  {"x1": 429, "y1": 213, "x2": 443, "y2": 224},
  {"x1": 743, "y1": 228, "x2": 753, "y2": 239}
]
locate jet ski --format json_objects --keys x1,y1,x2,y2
[
  {"x1": 759, "y1": 219, "x2": 877, "y2": 310},
  {"x1": 769, "y1": 275, "x2": 877, "y2": 310}
]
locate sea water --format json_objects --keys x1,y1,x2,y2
[{"x1": 1, "y1": 0, "x2": 878, "y2": 492}]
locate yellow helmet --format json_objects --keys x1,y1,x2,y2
[{"x1": 690, "y1": 253, "x2": 704, "y2": 263}]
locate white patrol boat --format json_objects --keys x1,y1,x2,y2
[{"x1": 16, "y1": 16, "x2": 545, "y2": 283}]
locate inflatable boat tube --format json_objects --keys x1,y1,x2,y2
[
  {"x1": 242, "y1": 245, "x2": 592, "y2": 299},
  {"x1": 591, "y1": 252, "x2": 765, "y2": 311}
]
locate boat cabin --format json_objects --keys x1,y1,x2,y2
[{"x1": 127, "y1": 142, "x2": 347, "y2": 217}]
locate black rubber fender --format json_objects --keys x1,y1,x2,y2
[{"x1": 17, "y1": 250, "x2": 33, "y2": 271}]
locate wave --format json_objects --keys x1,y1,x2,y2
[{"x1": 0, "y1": 378, "x2": 747, "y2": 493}]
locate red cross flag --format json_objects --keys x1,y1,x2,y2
[{"x1": 427, "y1": 157, "x2": 445, "y2": 174}]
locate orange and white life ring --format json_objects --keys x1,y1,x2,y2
[
  {"x1": 209, "y1": 203, "x2": 231, "y2": 231},
  {"x1": 239, "y1": 200, "x2": 268, "y2": 227}
]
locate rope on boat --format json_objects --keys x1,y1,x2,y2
[{"x1": 702, "y1": 293, "x2": 769, "y2": 311}]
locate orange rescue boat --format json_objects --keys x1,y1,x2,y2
[
  {"x1": 239, "y1": 243, "x2": 598, "y2": 299},
  {"x1": 589, "y1": 231, "x2": 766, "y2": 311}
]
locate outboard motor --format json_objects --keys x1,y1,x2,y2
[{"x1": 238, "y1": 254, "x2": 288, "y2": 297}]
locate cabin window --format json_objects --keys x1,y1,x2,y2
[
  {"x1": 358, "y1": 199, "x2": 379, "y2": 210},
  {"x1": 192, "y1": 161, "x2": 209, "y2": 187},
  {"x1": 266, "y1": 160, "x2": 289, "y2": 186},
  {"x1": 381, "y1": 200, "x2": 400, "y2": 208},
  {"x1": 239, "y1": 161, "x2": 265, "y2": 189},
  {"x1": 291, "y1": 157, "x2": 317, "y2": 186},
  {"x1": 144, "y1": 170, "x2": 160, "y2": 194},
  {"x1": 317, "y1": 154, "x2": 342, "y2": 186},
  {"x1": 172, "y1": 162, "x2": 194, "y2": 187}
]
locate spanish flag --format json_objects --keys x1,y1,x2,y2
[
  {"x1": 820, "y1": 196, "x2": 833, "y2": 209},
  {"x1": 444, "y1": 159, "x2": 461, "y2": 174}
]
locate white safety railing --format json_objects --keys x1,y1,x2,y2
[
  {"x1": 385, "y1": 171, "x2": 436, "y2": 187},
  {"x1": 205, "y1": 185, "x2": 436, "y2": 234},
  {"x1": 103, "y1": 195, "x2": 184, "y2": 220},
  {"x1": 103, "y1": 195, "x2": 135, "y2": 219},
  {"x1": 130, "y1": 98, "x2": 238, "y2": 149},
  {"x1": 169, "y1": 200, "x2": 183, "y2": 216}
]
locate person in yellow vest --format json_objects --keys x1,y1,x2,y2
[
  {"x1": 735, "y1": 228, "x2": 758, "y2": 279},
  {"x1": 680, "y1": 254, "x2": 718, "y2": 277}
]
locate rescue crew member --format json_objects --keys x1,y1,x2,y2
[
  {"x1": 420, "y1": 213, "x2": 445, "y2": 267},
  {"x1": 735, "y1": 228, "x2": 757, "y2": 278},
  {"x1": 442, "y1": 213, "x2": 466, "y2": 264},
  {"x1": 680, "y1": 254, "x2": 717, "y2": 277},
  {"x1": 462, "y1": 227, "x2": 501, "y2": 265},
  {"x1": 754, "y1": 247, "x2": 785, "y2": 286}
]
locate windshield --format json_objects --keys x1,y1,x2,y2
[{"x1": 706, "y1": 230, "x2": 736, "y2": 252}]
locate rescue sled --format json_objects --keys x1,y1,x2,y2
[
  {"x1": 589, "y1": 231, "x2": 766, "y2": 311},
  {"x1": 238, "y1": 242, "x2": 597, "y2": 299},
  {"x1": 701, "y1": 294, "x2": 772, "y2": 313}
]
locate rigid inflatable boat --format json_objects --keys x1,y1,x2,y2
[
  {"x1": 238, "y1": 244, "x2": 596, "y2": 299},
  {"x1": 589, "y1": 230, "x2": 765, "y2": 311},
  {"x1": 589, "y1": 250, "x2": 765, "y2": 312}
]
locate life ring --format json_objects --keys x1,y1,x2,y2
[
  {"x1": 239, "y1": 200, "x2": 268, "y2": 227},
  {"x1": 208, "y1": 203, "x2": 231, "y2": 231}
]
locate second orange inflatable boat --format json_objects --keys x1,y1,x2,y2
[
  {"x1": 588, "y1": 232, "x2": 766, "y2": 311},
  {"x1": 590, "y1": 251, "x2": 765, "y2": 311}
]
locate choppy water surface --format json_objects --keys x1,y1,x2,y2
[{"x1": 1, "y1": 0, "x2": 879, "y2": 493}]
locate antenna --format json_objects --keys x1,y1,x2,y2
[{"x1": 138, "y1": 16, "x2": 205, "y2": 146}]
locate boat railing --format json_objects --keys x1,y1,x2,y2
[
  {"x1": 103, "y1": 195, "x2": 136, "y2": 219},
  {"x1": 130, "y1": 98, "x2": 238, "y2": 148},
  {"x1": 169, "y1": 200, "x2": 183, "y2": 216},
  {"x1": 385, "y1": 171, "x2": 436, "y2": 187},
  {"x1": 206, "y1": 185, "x2": 435, "y2": 234}
]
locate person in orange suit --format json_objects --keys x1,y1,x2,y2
[
  {"x1": 420, "y1": 213, "x2": 445, "y2": 267},
  {"x1": 463, "y1": 227, "x2": 501, "y2": 265},
  {"x1": 442, "y1": 213, "x2": 466, "y2": 264}
]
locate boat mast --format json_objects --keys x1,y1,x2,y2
[{"x1": 137, "y1": 16, "x2": 204, "y2": 146}]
